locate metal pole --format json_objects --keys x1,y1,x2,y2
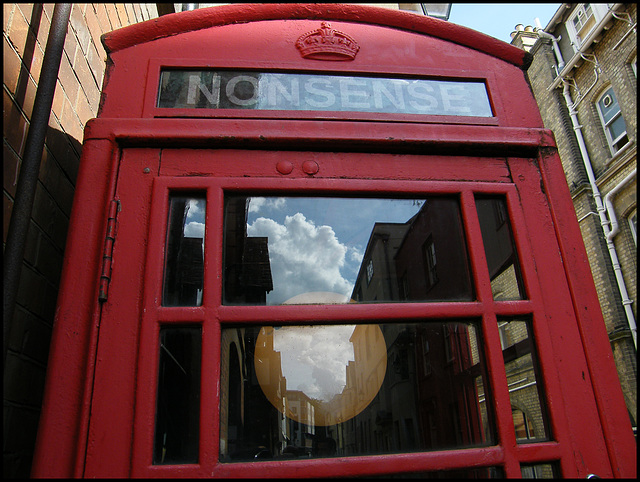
[{"x1": 3, "y1": 4, "x2": 71, "y2": 363}]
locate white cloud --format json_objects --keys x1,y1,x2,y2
[
  {"x1": 274, "y1": 325, "x2": 355, "y2": 401},
  {"x1": 248, "y1": 196, "x2": 286, "y2": 213},
  {"x1": 247, "y1": 212, "x2": 354, "y2": 304},
  {"x1": 184, "y1": 221, "x2": 205, "y2": 239}
]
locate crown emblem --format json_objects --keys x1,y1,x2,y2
[{"x1": 296, "y1": 22, "x2": 360, "y2": 61}]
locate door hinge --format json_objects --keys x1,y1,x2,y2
[{"x1": 99, "y1": 199, "x2": 120, "y2": 302}]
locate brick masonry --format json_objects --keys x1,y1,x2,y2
[
  {"x1": 3, "y1": 4, "x2": 160, "y2": 477},
  {"x1": 517, "y1": 3, "x2": 637, "y2": 430}
]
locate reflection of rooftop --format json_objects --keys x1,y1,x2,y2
[{"x1": 242, "y1": 236, "x2": 273, "y2": 292}]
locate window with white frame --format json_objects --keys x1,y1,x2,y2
[
  {"x1": 595, "y1": 87, "x2": 628, "y2": 155},
  {"x1": 628, "y1": 210, "x2": 637, "y2": 246},
  {"x1": 566, "y1": 4, "x2": 611, "y2": 50}
]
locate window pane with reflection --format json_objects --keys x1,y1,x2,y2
[
  {"x1": 219, "y1": 321, "x2": 494, "y2": 462},
  {"x1": 163, "y1": 195, "x2": 206, "y2": 306},
  {"x1": 498, "y1": 318, "x2": 550, "y2": 442},
  {"x1": 475, "y1": 196, "x2": 526, "y2": 300},
  {"x1": 154, "y1": 326, "x2": 201, "y2": 464},
  {"x1": 223, "y1": 196, "x2": 473, "y2": 305}
]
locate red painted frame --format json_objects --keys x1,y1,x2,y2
[{"x1": 31, "y1": 3, "x2": 636, "y2": 479}]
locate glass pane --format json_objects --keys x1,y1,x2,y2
[
  {"x1": 475, "y1": 197, "x2": 526, "y2": 300},
  {"x1": 219, "y1": 321, "x2": 494, "y2": 462},
  {"x1": 157, "y1": 70, "x2": 494, "y2": 117},
  {"x1": 608, "y1": 115, "x2": 627, "y2": 142},
  {"x1": 598, "y1": 88, "x2": 620, "y2": 124},
  {"x1": 521, "y1": 463, "x2": 559, "y2": 478},
  {"x1": 163, "y1": 195, "x2": 206, "y2": 306},
  {"x1": 498, "y1": 319, "x2": 550, "y2": 442},
  {"x1": 223, "y1": 196, "x2": 474, "y2": 305},
  {"x1": 154, "y1": 326, "x2": 201, "y2": 464}
]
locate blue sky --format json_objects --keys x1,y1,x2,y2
[{"x1": 448, "y1": 3, "x2": 562, "y2": 43}]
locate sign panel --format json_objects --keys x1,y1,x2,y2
[{"x1": 157, "y1": 70, "x2": 493, "y2": 117}]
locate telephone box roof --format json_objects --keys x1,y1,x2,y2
[{"x1": 101, "y1": 3, "x2": 531, "y2": 69}]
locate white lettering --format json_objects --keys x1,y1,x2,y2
[
  {"x1": 187, "y1": 73, "x2": 220, "y2": 106},
  {"x1": 264, "y1": 76, "x2": 299, "y2": 107},
  {"x1": 372, "y1": 80, "x2": 405, "y2": 111},
  {"x1": 339, "y1": 78, "x2": 370, "y2": 109},
  {"x1": 439, "y1": 84, "x2": 471, "y2": 114},
  {"x1": 226, "y1": 75, "x2": 259, "y2": 106},
  {"x1": 407, "y1": 82, "x2": 438, "y2": 112},
  {"x1": 304, "y1": 78, "x2": 336, "y2": 108}
]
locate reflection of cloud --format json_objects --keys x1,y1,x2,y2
[
  {"x1": 247, "y1": 213, "x2": 354, "y2": 304},
  {"x1": 274, "y1": 325, "x2": 355, "y2": 402},
  {"x1": 249, "y1": 197, "x2": 286, "y2": 213},
  {"x1": 184, "y1": 221, "x2": 205, "y2": 238},
  {"x1": 186, "y1": 199, "x2": 205, "y2": 220}
]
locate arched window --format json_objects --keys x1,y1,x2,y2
[
  {"x1": 595, "y1": 87, "x2": 629, "y2": 155},
  {"x1": 512, "y1": 407, "x2": 536, "y2": 440},
  {"x1": 628, "y1": 210, "x2": 637, "y2": 246}
]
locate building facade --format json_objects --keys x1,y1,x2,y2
[{"x1": 511, "y1": 2, "x2": 637, "y2": 433}]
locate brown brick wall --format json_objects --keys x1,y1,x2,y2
[
  {"x1": 3, "y1": 4, "x2": 159, "y2": 477},
  {"x1": 524, "y1": 3, "x2": 636, "y2": 429}
]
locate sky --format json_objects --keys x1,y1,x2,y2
[{"x1": 447, "y1": 3, "x2": 562, "y2": 43}]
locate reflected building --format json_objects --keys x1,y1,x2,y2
[{"x1": 219, "y1": 195, "x2": 547, "y2": 462}]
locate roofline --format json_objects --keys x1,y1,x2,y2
[{"x1": 101, "y1": 3, "x2": 531, "y2": 69}]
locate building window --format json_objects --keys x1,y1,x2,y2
[
  {"x1": 512, "y1": 407, "x2": 536, "y2": 440},
  {"x1": 567, "y1": 3, "x2": 610, "y2": 50},
  {"x1": 423, "y1": 236, "x2": 438, "y2": 289},
  {"x1": 595, "y1": 87, "x2": 628, "y2": 155},
  {"x1": 628, "y1": 210, "x2": 637, "y2": 246},
  {"x1": 366, "y1": 259, "x2": 374, "y2": 285}
]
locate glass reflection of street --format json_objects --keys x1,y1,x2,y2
[
  {"x1": 216, "y1": 194, "x2": 547, "y2": 467},
  {"x1": 220, "y1": 320, "x2": 491, "y2": 462},
  {"x1": 254, "y1": 324, "x2": 387, "y2": 426}
]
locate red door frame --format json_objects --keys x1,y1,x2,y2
[
  {"x1": 31, "y1": 4, "x2": 636, "y2": 478},
  {"x1": 31, "y1": 119, "x2": 636, "y2": 478}
]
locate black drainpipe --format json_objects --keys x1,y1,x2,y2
[{"x1": 3, "y1": 4, "x2": 72, "y2": 363}]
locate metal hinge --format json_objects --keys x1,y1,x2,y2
[{"x1": 98, "y1": 199, "x2": 120, "y2": 302}]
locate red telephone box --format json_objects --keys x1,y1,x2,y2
[{"x1": 32, "y1": 4, "x2": 635, "y2": 478}]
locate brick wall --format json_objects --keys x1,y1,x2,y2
[
  {"x1": 3, "y1": 4, "x2": 159, "y2": 477},
  {"x1": 523, "y1": 3, "x2": 636, "y2": 429}
]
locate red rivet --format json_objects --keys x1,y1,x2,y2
[
  {"x1": 276, "y1": 161, "x2": 294, "y2": 175},
  {"x1": 302, "y1": 160, "x2": 319, "y2": 175}
]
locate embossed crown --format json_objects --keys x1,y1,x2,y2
[{"x1": 296, "y1": 22, "x2": 360, "y2": 61}]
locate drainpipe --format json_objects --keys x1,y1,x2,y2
[
  {"x1": 561, "y1": 80, "x2": 637, "y2": 350},
  {"x1": 536, "y1": 26, "x2": 636, "y2": 349},
  {"x1": 3, "y1": 4, "x2": 71, "y2": 363},
  {"x1": 603, "y1": 169, "x2": 637, "y2": 348},
  {"x1": 535, "y1": 23, "x2": 565, "y2": 71}
]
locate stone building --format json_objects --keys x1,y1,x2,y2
[{"x1": 511, "y1": 3, "x2": 636, "y2": 434}]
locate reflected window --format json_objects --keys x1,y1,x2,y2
[
  {"x1": 219, "y1": 320, "x2": 494, "y2": 462},
  {"x1": 223, "y1": 196, "x2": 473, "y2": 305},
  {"x1": 475, "y1": 196, "x2": 526, "y2": 300},
  {"x1": 423, "y1": 236, "x2": 438, "y2": 289},
  {"x1": 154, "y1": 326, "x2": 201, "y2": 464},
  {"x1": 499, "y1": 319, "x2": 550, "y2": 443},
  {"x1": 512, "y1": 407, "x2": 536, "y2": 440},
  {"x1": 163, "y1": 195, "x2": 206, "y2": 306},
  {"x1": 521, "y1": 462, "x2": 558, "y2": 478}
]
